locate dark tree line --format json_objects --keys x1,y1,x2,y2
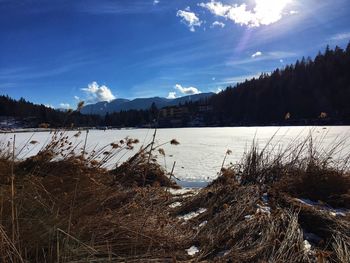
[
  {"x1": 0, "y1": 95, "x2": 157, "y2": 128},
  {"x1": 209, "y1": 43, "x2": 350, "y2": 125},
  {"x1": 104, "y1": 103, "x2": 158, "y2": 127},
  {"x1": 0, "y1": 96, "x2": 101, "y2": 128}
]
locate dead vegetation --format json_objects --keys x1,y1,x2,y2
[
  {"x1": 0, "y1": 131, "x2": 349, "y2": 262},
  {"x1": 168, "y1": 135, "x2": 350, "y2": 262},
  {"x1": 0, "y1": 131, "x2": 186, "y2": 262}
]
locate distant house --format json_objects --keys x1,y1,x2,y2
[
  {"x1": 198, "y1": 105, "x2": 213, "y2": 113},
  {"x1": 160, "y1": 106, "x2": 189, "y2": 118},
  {"x1": 158, "y1": 106, "x2": 190, "y2": 127}
]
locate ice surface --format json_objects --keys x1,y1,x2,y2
[{"x1": 3, "y1": 126, "x2": 350, "y2": 184}]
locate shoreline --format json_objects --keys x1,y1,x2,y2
[{"x1": 1, "y1": 124, "x2": 350, "y2": 134}]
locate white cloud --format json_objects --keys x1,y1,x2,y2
[
  {"x1": 330, "y1": 32, "x2": 350, "y2": 41},
  {"x1": 211, "y1": 21, "x2": 225, "y2": 28},
  {"x1": 213, "y1": 74, "x2": 261, "y2": 85},
  {"x1": 215, "y1": 87, "x2": 223, "y2": 93},
  {"x1": 289, "y1": 10, "x2": 299, "y2": 15},
  {"x1": 59, "y1": 103, "x2": 71, "y2": 109},
  {"x1": 199, "y1": 0, "x2": 292, "y2": 27},
  {"x1": 74, "y1": 96, "x2": 80, "y2": 101},
  {"x1": 252, "y1": 51, "x2": 262, "y2": 58},
  {"x1": 198, "y1": 1, "x2": 230, "y2": 16},
  {"x1": 175, "y1": 84, "x2": 202, "y2": 95},
  {"x1": 226, "y1": 51, "x2": 297, "y2": 66},
  {"x1": 268, "y1": 51, "x2": 296, "y2": 57},
  {"x1": 176, "y1": 9, "x2": 202, "y2": 32},
  {"x1": 280, "y1": 59, "x2": 284, "y2": 63},
  {"x1": 167, "y1": 92, "x2": 177, "y2": 99},
  {"x1": 45, "y1": 104, "x2": 54, "y2": 109},
  {"x1": 153, "y1": 0, "x2": 159, "y2": 5},
  {"x1": 81, "y1": 81, "x2": 116, "y2": 103}
]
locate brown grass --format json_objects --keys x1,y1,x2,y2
[
  {"x1": 0, "y1": 131, "x2": 185, "y2": 262},
  {"x1": 0, "y1": 132, "x2": 349, "y2": 262}
]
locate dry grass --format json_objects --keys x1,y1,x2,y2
[
  {"x1": 169, "y1": 135, "x2": 350, "y2": 262},
  {"x1": 0, "y1": 131, "x2": 185, "y2": 262},
  {"x1": 0, "y1": 132, "x2": 349, "y2": 262}
]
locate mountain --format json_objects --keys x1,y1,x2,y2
[
  {"x1": 173, "y1": 93, "x2": 214, "y2": 105},
  {"x1": 80, "y1": 93, "x2": 214, "y2": 116},
  {"x1": 80, "y1": 99, "x2": 130, "y2": 115}
]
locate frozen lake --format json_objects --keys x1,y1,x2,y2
[{"x1": 2, "y1": 126, "x2": 350, "y2": 186}]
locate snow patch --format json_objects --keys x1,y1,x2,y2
[
  {"x1": 244, "y1": 215, "x2": 254, "y2": 220},
  {"x1": 294, "y1": 198, "x2": 317, "y2": 206},
  {"x1": 199, "y1": 220, "x2": 208, "y2": 228},
  {"x1": 294, "y1": 198, "x2": 348, "y2": 217},
  {"x1": 186, "y1": 245, "x2": 199, "y2": 256},
  {"x1": 178, "y1": 208, "x2": 207, "y2": 221},
  {"x1": 169, "y1": 202, "x2": 182, "y2": 208},
  {"x1": 329, "y1": 211, "x2": 346, "y2": 217},
  {"x1": 169, "y1": 188, "x2": 198, "y2": 196},
  {"x1": 303, "y1": 240, "x2": 312, "y2": 253},
  {"x1": 256, "y1": 204, "x2": 271, "y2": 215},
  {"x1": 217, "y1": 249, "x2": 230, "y2": 257},
  {"x1": 193, "y1": 220, "x2": 208, "y2": 230}
]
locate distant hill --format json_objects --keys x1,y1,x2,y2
[
  {"x1": 81, "y1": 93, "x2": 214, "y2": 116},
  {"x1": 80, "y1": 99, "x2": 130, "y2": 115}
]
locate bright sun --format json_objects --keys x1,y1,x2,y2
[{"x1": 253, "y1": 0, "x2": 292, "y2": 25}]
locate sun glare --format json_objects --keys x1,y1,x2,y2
[{"x1": 254, "y1": 0, "x2": 292, "y2": 25}]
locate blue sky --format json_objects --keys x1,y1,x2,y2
[{"x1": 0, "y1": 0, "x2": 350, "y2": 109}]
